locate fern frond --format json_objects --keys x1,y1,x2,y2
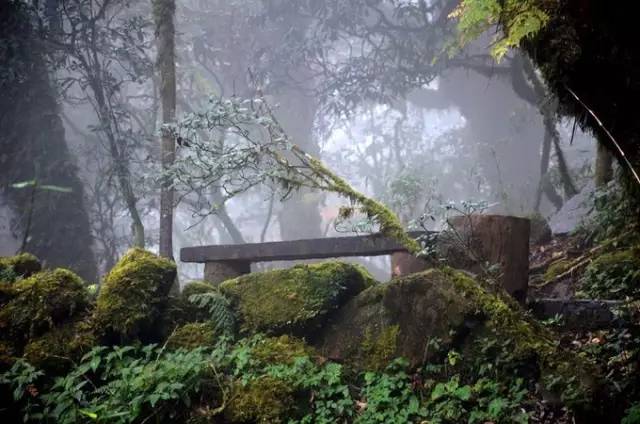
[{"x1": 188, "y1": 292, "x2": 235, "y2": 336}]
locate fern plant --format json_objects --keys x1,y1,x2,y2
[
  {"x1": 188, "y1": 292, "x2": 236, "y2": 336},
  {"x1": 449, "y1": 0, "x2": 549, "y2": 61}
]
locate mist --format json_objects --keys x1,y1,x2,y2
[{"x1": 0, "y1": 0, "x2": 597, "y2": 283}]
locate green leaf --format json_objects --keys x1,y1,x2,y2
[
  {"x1": 11, "y1": 180, "x2": 37, "y2": 189},
  {"x1": 454, "y1": 385, "x2": 472, "y2": 401},
  {"x1": 79, "y1": 409, "x2": 98, "y2": 420},
  {"x1": 487, "y1": 397, "x2": 508, "y2": 417},
  {"x1": 39, "y1": 184, "x2": 73, "y2": 193}
]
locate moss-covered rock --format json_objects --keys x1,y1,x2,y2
[
  {"x1": 0, "y1": 281, "x2": 17, "y2": 306},
  {"x1": 225, "y1": 376, "x2": 296, "y2": 423},
  {"x1": 250, "y1": 335, "x2": 312, "y2": 365},
  {"x1": 94, "y1": 248, "x2": 176, "y2": 342},
  {"x1": 315, "y1": 268, "x2": 595, "y2": 408},
  {"x1": 0, "y1": 253, "x2": 41, "y2": 281},
  {"x1": 219, "y1": 261, "x2": 375, "y2": 335},
  {"x1": 177, "y1": 281, "x2": 218, "y2": 323},
  {"x1": 166, "y1": 322, "x2": 217, "y2": 350},
  {"x1": 0, "y1": 268, "x2": 88, "y2": 339},
  {"x1": 182, "y1": 281, "x2": 216, "y2": 298},
  {"x1": 23, "y1": 319, "x2": 96, "y2": 373},
  {"x1": 316, "y1": 270, "x2": 469, "y2": 370}
]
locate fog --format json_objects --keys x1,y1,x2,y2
[{"x1": 0, "y1": 0, "x2": 596, "y2": 282}]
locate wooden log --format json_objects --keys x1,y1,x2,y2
[
  {"x1": 204, "y1": 260, "x2": 251, "y2": 285},
  {"x1": 446, "y1": 215, "x2": 530, "y2": 303}
]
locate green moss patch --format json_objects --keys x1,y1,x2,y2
[
  {"x1": 0, "y1": 253, "x2": 41, "y2": 282},
  {"x1": 94, "y1": 248, "x2": 176, "y2": 342},
  {"x1": 166, "y1": 322, "x2": 217, "y2": 350},
  {"x1": 544, "y1": 259, "x2": 572, "y2": 282},
  {"x1": 220, "y1": 261, "x2": 376, "y2": 335},
  {"x1": 23, "y1": 319, "x2": 96, "y2": 373},
  {"x1": 225, "y1": 376, "x2": 296, "y2": 423},
  {"x1": 0, "y1": 268, "x2": 88, "y2": 339},
  {"x1": 444, "y1": 268, "x2": 595, "y2": 408}
]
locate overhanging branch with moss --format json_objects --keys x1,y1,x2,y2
[{"x1": 165, "y1": 95, "x2": 420, "y2": 254}]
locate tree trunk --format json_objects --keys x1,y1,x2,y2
[
  {"x1": 595, "y1": 141, "x2": 613, "y2": 188},
  {"x1": 154, "y1": 0, "x2": 177, "y2": 258},
  {"x1": 273, "y1": 69, "x2": 323, "y2": 241},
  {"x1": 0, "y1": 2, "x2": 97, "y2": 280}
]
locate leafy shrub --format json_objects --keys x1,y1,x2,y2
[
  {"x1": 2, "y1": 345, "x2": 210, "y2": 424},
  {"x1": 580, "y1": 248, "x2": 640, "y2": 299},
  {"x1": 623, "y1": 404, "x2": 640, "y2": 424}
]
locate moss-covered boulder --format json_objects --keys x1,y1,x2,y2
[
  {"x1": 223, "y1": 336, "x2": 312, "y2": 423},
  {"x1": 0, "y1": 253, "x2": 41, "y2": 282},
  {"x1": 0, "y1": 268, "x2": 88, "y2": 339},
  {"x1": 166, "y1": 322, "x2": 217, "y2": 350},
  {"x1": 225, "y1": 376, "x2": 296, "y2": 423},
  {"x1": 94, "y1": 248, "x2": 176, "y2": 342},
  {"x1": 179, "y1": 281, "x2": 218, "y2": 322},
  {"x1": 315, "y1": 268, "x2": 595, "y2": 407},
  {"x1": 23, "y1": 319, "x2": 96, "y2": 373},
  {"x1": 219, "y1": 261, "x2": 375, "y2": 335},
  {"x1": 182, "y1": 281, "x2": 216, "y2": 298}
]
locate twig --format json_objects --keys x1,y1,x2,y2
[{"x1": 565, "y1": 86, "x2": 640, "y2": 186}]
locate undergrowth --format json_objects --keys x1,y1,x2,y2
[{"x1": 1, "y1": 335, "x2": 536, "y2": 424}]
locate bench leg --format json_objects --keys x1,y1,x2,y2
[{"x1": 204, "y1": 260, "x2": 251, "y2": 285}]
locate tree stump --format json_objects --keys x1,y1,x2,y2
[{"x1": 445, "y1": 215, "x2": 530, "y2": 303}]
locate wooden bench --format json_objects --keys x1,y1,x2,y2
[{"x1": 180, "y1": 215, "x2": 530, "y2": 302}]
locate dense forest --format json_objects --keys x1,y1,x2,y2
[{"x1": 1, "y1": 0, "x2": 639, "y2": 423}]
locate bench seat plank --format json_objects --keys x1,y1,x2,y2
[{"x1": 180, "y1": 232, "x2": 424, "y2": 263}]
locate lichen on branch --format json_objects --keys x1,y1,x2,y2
[{"x1": 167, "y1": 94, "x2": 420, "y2": 254}]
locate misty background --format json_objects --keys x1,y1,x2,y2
[{"x1": 0, "y1": 0, "x2": 596, "y2": 283}]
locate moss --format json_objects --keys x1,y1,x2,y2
[
  {"x1": 225, "y1": 376, "x2": 296, "y2": 423},
  {"x1": 590, "y1": 248, "x2": 640, "y2": 269},
  {"x1": 0, "y1": 281, "x2": 17, "y2": 306},
  {"x1": 220, "y1": 261, "x2": 375, "y2": 335},
  {"x1": 94, "y1": 248, "x2": 176, "y2": 342},
  {"x1": 23, "y1": 319, "x2": 96, "y2": 373},
  {"x1": 0, "y1": 253, "x2": 41, "y2": 281},
  {"x1": 176, "y1": 281, "x2": 218, "y2": 323},
  {"x1": 295, "y1": 148, "x2": 421, "y2": 254},
  {"x1": 544, "y1": 259, "x2": 572, "y2": 282},
  {"x1": 361, "y1": 324, "x2": 400, "y2": 371},
  {"x1": 182, "y1": 281, "x2": 216, "y2": 298},
  {"x1": 251, "y1": 335, "x2": 312, "y2": 365},
  {"x1": 443, "y1": 267, "x2": 594, "y2": 408},
  {"x1": 0, "y1": 268, "x2": 88, "y2": 338},
  {"x1": 166, "y1": 322, "x2": 217, "y2": 350}
]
